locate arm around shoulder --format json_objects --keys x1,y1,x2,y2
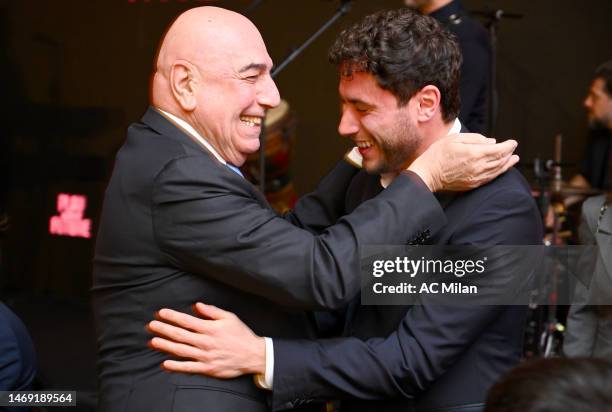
[{"x1": 151, "y1": 155, "x2": 446, "y2": 310}]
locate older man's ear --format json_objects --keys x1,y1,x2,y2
[{"x1": 170, "y1": 60, "x2": 198, "y2": 111}]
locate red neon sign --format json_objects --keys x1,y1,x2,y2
[{"x1": 49, "y1": 193, "x2": 92, "y2": 239}]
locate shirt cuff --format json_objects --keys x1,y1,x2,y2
[
  {"x1": 344, "y1": 147, "x2": 363, "y2": 168},
  {"x1": 253, "y1": 337, "x2": 274, "y2": 390},
  {"x1": 345, "y1": 147, "x2": 398, "y2": 188}
]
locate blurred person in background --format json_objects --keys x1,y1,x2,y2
[
  {"x1": 570, "y1": 60, "x2": 612, "y2": 191},
  {"x1": 404, "y1": 0, "x2": 491, "y2": 133},
  {"x1": 485, "y1": 358, "x2": 612, "y2": 412}
]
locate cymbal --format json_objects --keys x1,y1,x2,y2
[
  {"x1": 550, "y1": 182, "x2": 604, "y2": 197},
  {"x1": 532, "y1": 182, "x2": 604, "y2": 198}
]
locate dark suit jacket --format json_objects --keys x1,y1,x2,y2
[
  {"x1": 0, "y1": 301, "x2": 37, "y2": 412},
  {"x1": 431, "y1": 0, "x2": 491, "y2": 134},
  {"x1": 0, "y1": 302, "x2": 36, "y2": 395},
  {"x1": 272, "y1": 167, "x2": 543, "y2": 412},
  {"x1": 92, "y1": 107, "x2": 447, "y2": 411}
]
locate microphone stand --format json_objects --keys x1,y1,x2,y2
[
  {"x1": 471, "y1": 9, "x2": 523, "y2": 136},
  {"x1": 242, "y1": 0, "x2": 265, "y2": 17},
  {"x1": 256, "y1": 0, "x2": 352, "y2": 193}
]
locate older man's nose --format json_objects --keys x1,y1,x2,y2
[{"x1": 259, "y1": 75, "x2": 281, "y2": 109}]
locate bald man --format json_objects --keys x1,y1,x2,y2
[{"x1": 92, "y1": 7, "x2": 518, "y2": 411}]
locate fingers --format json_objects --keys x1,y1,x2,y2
[
  {"x1": 156, "y1": 308, "x2": 209, "y2": 333},
  {"x1": 427, "y1": 135, "x2": 519, "y2": 191},
  {"x1": 473, "y1": 154, "x2": 521, "y2": 187},
  {"x1": 148, "y1": 319, "x2": 206, "y2": 345},
  {"x1": 193, "y1": 302, "x2": 233, "y2": 320},
  {"x1": 483, "y1": 153, "x2": 519, "y2": 174},
  {"x1": 150, "y1": 336, "x2": 204, "y2": 360},
  {"x1": 502, "y1": 154, "x2": 520, "y2": 171},
  {"x1": 482, "y1": 152, "x2": 512, "y2": 170},
  {"x1": 162, "y1": 360, "x2": 239, "y2": 379},
  {"x1": 162, "y1": 359, "x2": 209, "y2": 375},
  {"x1": 478, "y1": 139, "x2": 517, "y2": 158},
  {"x1": 450, "y1": 133, "x2": 496, "y2": 145}
]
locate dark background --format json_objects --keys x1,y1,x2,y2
[
  {"x1": 0, "y1": 0, "x2": 610, "y2": 408},
  {"x1": 2, "y1": 0, "x2": 612, "y2": 294}
]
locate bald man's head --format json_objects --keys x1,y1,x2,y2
[
  {"x1": 152, "y1": 7, "x2": 263, "y2": 109},
  {"x1": 404, "y1": 0, "x2": 451, "y2": 15},
  {"x1": 151, "y1": 6, "x2": 280, "y2": 166}
]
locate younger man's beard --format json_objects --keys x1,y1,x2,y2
[
  {"x1": 374, "y1": 117, "x2": 421, "y2": 175},
  {"x1": 588, "y1": 116, "x2": 610, "y2": 132}
]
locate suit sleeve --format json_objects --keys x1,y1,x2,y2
[
  {"x1": 151, "y1": 155, "x2": 446, "y2": 310},
  {"x1": 0, "y1": 321, "x2": 21, "y2": 391},
  {"x1": 564, "y1": 285, "x2": 598, "y2": 357},
  {"x1": 564, "y1": 200, "x2": 599, "y2": 357},
  {"x1": 281, "y1": 161, "x2": 357, "y2": 234},
  {"x1": 0, "y1": 303, "x2": 36, "y2": 391},
  {"x1": 270, "y1": 187, "x2": 542, "y2": 409}
]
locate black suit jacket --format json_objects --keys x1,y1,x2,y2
[
  {"x1": 92, "y1": 107, "x2": 447, "y2": 411},
  {"x1": 431, "y1": 0, "x2": 491, "y2": 134},
  {"x1": 271, "y1": 167, "x2": 543, "y2": 412},
  {"x1": 0, "y1": 302, "x2": 36, "y2": 396}
]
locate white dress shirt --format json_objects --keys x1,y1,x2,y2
[{"x1": 157, "y1": 108, "x2": 244, "y2": 177}]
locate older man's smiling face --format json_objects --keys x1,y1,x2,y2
[{"x1": 190, "y1": 25, "x2": 280, "y2": 166}]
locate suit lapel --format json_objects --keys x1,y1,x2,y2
[
  {"x1": 596, "y1": 202, "x2": 612, "y2": 277},
  {"x1": 141, "y1": 107, "x2": 207, "y2": 155},
  {"x1": 343, "y1": 171, "x2": 451, "y2": 337},
  {"x1": 342, "y1": 172, "x2": 383, "y2": 331},
  {"x1": 141, "y1": 107, "x2": 270, "y2": 207},
  {"x1": 344, "y1": 172, "x2": 384, "y2": 214}
]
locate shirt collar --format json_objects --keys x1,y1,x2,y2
[
  {"x1": 346, "y1": 118, "x2": 462, "y2": 188},
  {"x1": 156, "y1": 108, "x2": 228, "y2": 165}
]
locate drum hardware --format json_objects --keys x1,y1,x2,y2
[
  {"x1": 523, "y1": 135, "x2": 578, "y2": 358},
  {"x1": 539, "y1": 321, "x2": 566, "y2": 358},
  {"x1": 471, "y1": 8, "x2": 524, "y2": 135},
  {"x1": 524, "y1": 135, "x2": 611, "y2": 358},
  {"x1": 243, "y1": 100, "x2": 298, "y2": 214},
  {"x1": 255, "y1": 1, "x2": 352, "y2": 194},
  {"x1": 242, "y1": 0, "x2": 265, "y2": 16},
  {"x1": 550, "y1": 184, "x2": 603, "y2": 197}
]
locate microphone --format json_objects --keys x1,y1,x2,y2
[{"x1": 470, "y1": 9, "x2": 524, "y2": 20}]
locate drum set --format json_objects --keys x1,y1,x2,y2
[
  {"x1": 523, "y1": 135, "x2": 610, "y2": 358},
  {"x1": 239, "y1": 0, "x2": 353, "y2": 214},
  {"x1": 241, "y1": 100, "x2": 298, "y2": 214},
  {"x1": 245, "y1": 103, "x2": 608, "y2": 358}
]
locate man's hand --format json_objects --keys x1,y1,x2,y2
[
  {"x1": 408, "y1": 133, "x2": 519, "y2": 192},
  {"x1": 148, "y1": 302, "x2": 266, "y2": 378}
]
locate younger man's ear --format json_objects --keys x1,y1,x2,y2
[{"x1": 415, "y1": 85, "x2": 441, "y2": 122}]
